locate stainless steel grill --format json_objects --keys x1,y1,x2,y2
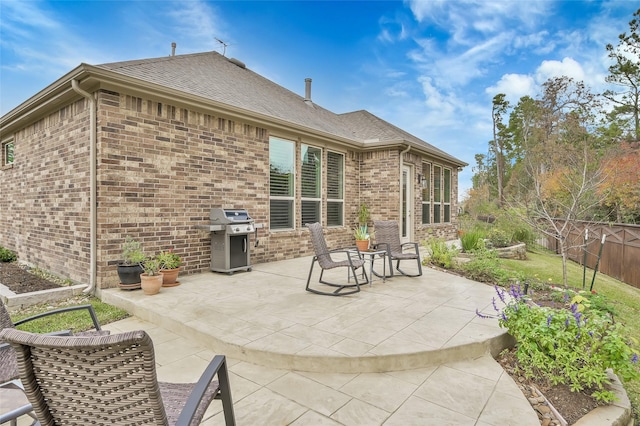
[{"x1": 202, "y1": 208, "x2": 255, "y2": 274}]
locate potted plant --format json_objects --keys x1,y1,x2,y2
[
  {"x1": 353, "y1": 226, "x2": 371, "y2": 252},
  {"x1": 117, "y1": 237, "x2": 145, "y2": 287},
  {"x1": 355, "y1": 203, "x2": 371, "y2": 251},
  {"x1": 140, "y1": 257, "x2": 163, "y2": 295},
  {"x1": 157, "y1": 249, "x2": 182, "y2": 287}
]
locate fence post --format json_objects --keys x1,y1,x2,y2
[
  {"x1": 590, "y1": 233, "x2": 606, "y2": 292},
  {"x1": 582, "y1": 228, "x2": 588, "y2": 289}
]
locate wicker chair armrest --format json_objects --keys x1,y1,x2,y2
[
  {"x1": 177, "y1": 355, "x2": 234, "y2": 425},
  {"x1": 13, "y1": 304, "x2": 103, "y2": 332},
  {"x1": 332, "y1": 247, "x2": 366, "y2": 260},
  {"x1": 400, "y1": 242, "x2": 420, "y2": 251},
  {"x1": 373, "y1": 242, "x2": 390, "y2": 252}
]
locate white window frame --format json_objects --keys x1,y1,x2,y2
[
  {"x1": 269, "y1": 136, "x2": 295, "y2": 230},
  {"x1": 433, "y1": 165, "x2": 442, "y2": 223},
  {"x1": 301, "y1": 144, "x2": 322, "y2": 226},
  {"x1": 2, "y1": 138, "x2": 14, "y2": 166},
  {"x1": 443, "y1": 168, "x2": 451, "y2": 223},
  {"x1": 421, "y1": 162, "x2": 431, "y2": 224},
  {"x1": 326, "y1": 150, "x2": 344, "y2": 227}
]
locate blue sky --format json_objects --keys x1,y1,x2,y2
[{"x1": 1, "y1": 1, "x2": 638, "y2": 198}]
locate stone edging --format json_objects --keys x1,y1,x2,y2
[
  {"x1": 0, "y1": 283, "x2": 88, "y2": 312},
  {"x1": 572, "y1": 369, "x2": 632, "y2": 426}
]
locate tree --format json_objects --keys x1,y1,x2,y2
[
  {"x1": 597, "y1": 143, "x2": 640, "y2": 223},
  {"x1": 507, "y1": 77, "x2": 606, "y2": 286},
  {"x1": 604, "y1": 8, "x2": 640, "y2": 141},
  {"x1": 491, "y1": 94, "x2": 510, "y2": 207}
]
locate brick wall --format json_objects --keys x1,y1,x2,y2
[
  {"x1": 2, "y1": 89, "x2": 462, "y2": 289},
  {"x1": 0, "y1": 99, "x2": 92, "y2": 284},
  {"x1": 95, "y1": 91, "x2": 274, "y2": 287}
]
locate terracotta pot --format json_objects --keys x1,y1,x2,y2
[
  {"x1": 160, "y1": 267, "x2": 181, "y2": 287},
  {"x1": 355, "y1": 239, "x2": 370, "y2": 252},
  {"x1": 140, "y1": 273, "x2": 163, "y2": 295}
]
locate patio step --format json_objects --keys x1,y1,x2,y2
[{"x1": 100, "y1": 257, "x2": 513, "y2": 373}]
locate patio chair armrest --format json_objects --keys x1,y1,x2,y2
[
  {"x1": 373, "y1": 242, "x2": 390, "y2": 252},
  {"x1": 177, "y1": 355, "x2": 234, "y2": 425},
  {"x1": 13, "y1": 304, "x2": 103, "y2": 332},
  {"x1": 400, "y1": 242, "x2": 420, "y2": 252}
]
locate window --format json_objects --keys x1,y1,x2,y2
[
  {"x1": 421, "y1": 163, "x2": 431, "y2": 224},
  {"x1": 326, "y1": 151, "x2": 344, "y2": 226},
  {"x1": 301, "y1": 144, "x2": 322, "y2": 225},
  {"x1": 433, "y1": 165, "x2": 441, "y2": 223},
  {"x1": 2, "y1": 139, "x2": 14, "y2": 166},
  {"x1": 443, "y1": 168, "x2": 451, "y2": 223},
  {"x1": 269, "y1": 137, "x2": 295, "y2": 229}
]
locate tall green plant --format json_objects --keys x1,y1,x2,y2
[
  {"x1": 479, "y1": 285, "x2": 639, "y2": 403},
  {"x1": 460, "y1": 230, "x2": 484, "y2": 252},
  {"x1": 424, "y1": 237, "x2": 458, "y2": 269}
]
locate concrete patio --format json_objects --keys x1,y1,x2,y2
[{"x1": 94, "y1": 255, "x2": 540, "y2": 425}]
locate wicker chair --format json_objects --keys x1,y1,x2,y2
[
  {"x1": 306, "y1": 222, "x2": 368, "y2": 296},
  {"x1": 373, "y1": 220, "x2": 423, "y2": 277},
  {"x1": 0, "y1": 328, "x2": 236, "y2": 426},
  {"x1": 0, "y1": 299, "x2": 108, "y2": 385}
]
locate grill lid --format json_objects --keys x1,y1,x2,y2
[{"x1": 210, "y1": 208, "x2": 253, "y2": 224}]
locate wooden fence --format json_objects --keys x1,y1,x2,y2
[{"x1": 541, "y1": 221, "x2": 640, "y2": 289}]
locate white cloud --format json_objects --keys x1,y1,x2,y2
[
  {"x1": 535, "y1": 57, "x2": 586, "y2": 83},
  {"x1": 486, "y1": 74, "x2": 536, "y2": 103}
]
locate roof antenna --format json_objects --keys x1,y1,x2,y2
[{"x1": 215, "y1": 38, "x2": 228, "y2": 56}]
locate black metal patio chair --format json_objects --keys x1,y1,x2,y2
[
  {"x1": 306, "y1": 222, "x2": 368, "y2": 296},
  {"x1": 0, "y1": 328, "x2": 236, "y2": 425},
  {"x1": 373, "y1": 220, "x2": 423, "y2": 277},
  {"x1": 0, "y1": 299, "x2": 108, "y2": 385}
]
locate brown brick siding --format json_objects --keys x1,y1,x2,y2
[
  {"x1": 0, "y1": 99, "x2": 92, "y2": 284},
  {"x1": 2, "y1": 89, "x2": 461, "y2": 290}
]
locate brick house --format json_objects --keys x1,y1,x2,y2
[{"x1": 0, "y1": 51, "x2": 466, "y2": 291}]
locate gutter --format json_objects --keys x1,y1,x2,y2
[
  {"x1": 399, "y1": 145, "x2": 411, "y2": 221},
  {"x1": 71, "y1": 80, "x2": 97, "y2": 295}
]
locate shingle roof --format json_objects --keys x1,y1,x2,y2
[
  {"x1": 96, "y1": 51, "x2": 465, "y2": 165},
  {"x1": 339, "y1": 110, "x2": 460, "y2": 162}
]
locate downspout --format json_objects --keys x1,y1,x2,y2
[
  {"x1": 71, "y1": 79, "x2": 97, "y2": 295},
  {"x1": 399, "y1": 145, "x2": 411, "y2": 221}
]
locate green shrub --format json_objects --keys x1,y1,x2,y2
[
  {"x1": 460, "y1": 245, "x2": 519, "y2": 286},
  {"x1": 487, "y1": 228, "x2": 512, "y2": 248},
  {"x1": 482, "y1": 285, "x2": 639, "y2": 403},
  {"x1": 0, "y1": 246, "x2": 17, "y2": 262},
  {"x1": 423, "y1": 237, "x2": 458, "y2": 269},
  {"x1": 460, "y1": 230, "x2": 484, "y2": 252},
  {"x1": 512, "y1": 226, "x2": 536, "y2": 246}
]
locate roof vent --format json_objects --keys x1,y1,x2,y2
[
  {"x1": 228, "y1": 58, "x2": 246, "y2": 69},
  {"x1": 171, "y1": 42, "x2": 176, "y2": 56},
  {"x1": 304, "y1": 78, "x2": 312, "y2": 102}
]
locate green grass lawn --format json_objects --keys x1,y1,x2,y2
[
  {"x1": 501, "y1": 247, "x2": 640, "y2": 423},
  {"x1": 11, "y1": 294, "x2": 129, "y2": 334}
]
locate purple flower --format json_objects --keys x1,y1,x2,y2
[
  {"x1": 495, "y1": 286, "x2": 506, "y2": 304},
  {"x1": 563, "y1": 293, "x2": 570, "y2": 302},
  {"x1": 492, "y1": 297, "x2": 499, "y2": 313},
  {"x1": 570, "y1": 303, "x2": 578, "y2": 314},
  {"x1": 546, "y1": 315, "x2": 552, "y2": 327},
  {"x1": 476, "y1": 308, "x2": 491, "y2": 319},
  {"x1": 574, "y1": 312, "x2": 582, "y2": 327},
  {"x1": 588, "y1": 331, "x2": 594, "y2": 338},
  {"x1": 501, "y1": 312, "x2": 508, "y2": 322},
  {"x1": 565, "y1": 318, "x2": 570, "y2": 328},
  {"x1": 631, "y1": 353, "x2": 638, "y2": 364}
]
